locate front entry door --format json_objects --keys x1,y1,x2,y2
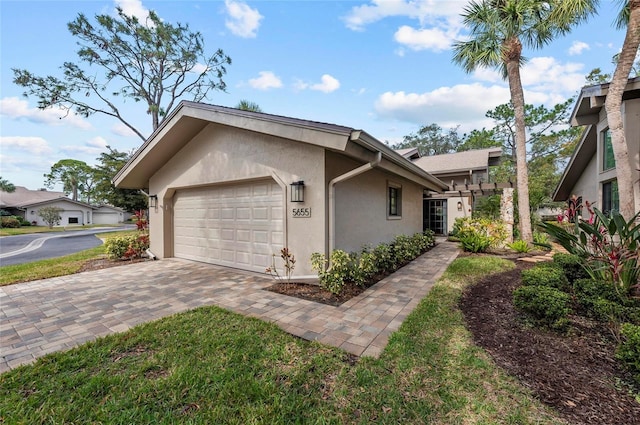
[{"x1": 424, "y1": 199, "x2": 447, "y2": 235}]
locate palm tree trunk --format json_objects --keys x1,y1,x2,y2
[
  {"x1": 604, "y1": 0, "x2": 640, "y2": 220},
  {"x1": 505, "y1": 54, "x2": 533, "y2": 242}
]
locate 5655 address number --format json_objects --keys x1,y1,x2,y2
[{"x1": 292, "y1": 207, "x2": 311, "y2": 218}]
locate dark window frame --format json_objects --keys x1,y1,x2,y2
[{"x1": 387, "y1": 183, "x2": 402, "y2": 219}]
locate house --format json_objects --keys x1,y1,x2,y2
[
  {"x1": 398, "y1": 148, "x2": 503, "y2": 234},
  {"x1": 92, "y1": 204, "x2": 128, "y2": 224},
  {"x1": 114, "y1": 101, "x2": 448, "y2": 277},
  {"x1": 0, "y1": 186, "x2": 127, "y2": 226},
  {"x1": 554, "y1": 77, "x2": 640, "y2": 215}
]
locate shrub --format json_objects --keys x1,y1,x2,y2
[
  {"x1": 392, "y1": 234, "x2": 419, "y2": 265},
  {"x1": 371, "y1": 243, "x2": 394, "y2": 273},
  {"x1": 38, "y1": 206, "x2": 63, "y2": 228},
  {"x1": 0, "y1": 217, "x2": 20, "y2": 228},
  {"x1": 266, "y1": 248, "x2": 296, "y2": 284},
  {"x1": 454, "y1": 217, "x2": 508, "y2": 253},
  {"x1": 17, "y1": 217, "x2": 31, "y2": 226},
  {"x1": 311, "y1": 250, "x2": 354, "y2": 295},
  {"x1": 532, "y1": 230, "x2": 551, "y2": 250},
  {"x1": 105, "y1": 234, "x2": 150, "y2": 260},
  {"x1": 521, "y1": 264, "x2": 570, "y2": 292},
  {"x1": 541, "y1": 208, "x2": 640, "y2": 297},
  {"x1": 616, "y1": 323, "x2": 640, "y2": 385},
  {"x1": 573, "y1": 278, "x2": 640, "y2": 324},
  {"x1": 513, "y1": 285, "x2": 571, "y2": 331},
  {"x1": 509, "y1": 239, "x2": 531, "y2": 253},
  {"x1": 553, "y1": 253, "x2": 589, "y2": 284},
  {"x1": 459, "y1": 232, "x2": 492, "y2": 253}
]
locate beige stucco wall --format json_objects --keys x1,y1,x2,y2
[
  {"x1": 570, "y1": 154, "x2": 598, "y2": 209},
  {"x1": 26, "y1": 200, "x2": 92, "y2": 226},
  {"x1": 329, "y1": 152, "x2": 425, "y2": 253},
  {"x1": 148, "y1": 123, "x2": 328, "y2": 276}
]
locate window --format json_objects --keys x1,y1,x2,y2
[
  {"x1": 602, "y1": 180, "x2": 619, "y2": 215},
  {"x1": 68, "y1": 217, "x2": 79, "y2": 224},
  {"x1": 388, "y1": 183, "x2": 402, "y2": 218},
  {"x1": 602, "y1": 128, "x2": 615, "y2": 171}
]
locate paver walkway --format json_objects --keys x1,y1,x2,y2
[{"x1": 1, "y1": 241, "x2": 459, "y2": 373}]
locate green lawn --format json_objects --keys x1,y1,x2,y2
[
  {"x1": 0, "y1": 223, "x2": 127, "y2": 237},
  {"x1": 0, "y1": 256, "x2": 564, "y2": 424},
  {"x1": 0, "y1": 229, "x2": 138, "y2": 286}
]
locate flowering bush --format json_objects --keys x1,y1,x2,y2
[
  {"x1": 542, "y1": 208, "x2": 639, "y2": 297},
  {"x1": 105, "y1": 233, "x2": 150, "y2": 260},
  {"x1": 453, "y1": 217, "x2": 509, "y2": 252}
]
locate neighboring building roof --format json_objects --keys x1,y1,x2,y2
[
  {"x1": 0, "y1": 186, "x2": 67, "y2": 209},
  {"x1": 554, "y1": 77, "x2": 640, "y2": 201},
  {"x1": 570, "y1": 76, "x2": 640, "y2": 126},
  {"x1": 20, "y1": 197, "x2": 95, "y2": 209},
  {"x1": 94, "y1": 204, "x2": 126, "y2": 212},
  {"x1": 395, "y1": 147, "x2": 421, "y2": 160},
  {"x1": 411, "y1": 148, "x2": 502, "y2": 175},
  {"x1": 114, "y1": 101, "x2": 449, "y2": 192}
]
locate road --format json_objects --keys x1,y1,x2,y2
[{"x1": 0, "y1": 226, "x2": 135, "y2": 266}]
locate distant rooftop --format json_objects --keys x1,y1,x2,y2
[
  {"x1": 409, "y1": 148, "x2": 502, "y2": 175},
  {"x1": 0, "y1": 186, "x2": 67, "y2": 208}
]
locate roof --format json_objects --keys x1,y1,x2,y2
[
  {"x1": 555, "y1": 76, "x2": 640, "y2": 201},
  {"x1": 395, "y1": 147, "x2": 421, "y2": 160},
  {"x1": 19, "y1": 197, "x2": 95, "y2": 209},
  {"x1": 411, "y1": 148, "x2": 502, "y2": 175},
  {"x1": 114, "y1": 101, "x2": 448, "y2": 192},
  {"x1": 570, "y1": 76, "x2": 640, "y2": 125},
  {"x1": 0, "y1": 186, "x2": 67, "y2": 209}
]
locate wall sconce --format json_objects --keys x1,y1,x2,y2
[
  {"x1": 290, "y1": 181, "x2": 305, "y2": 203},
  {"x1": 457, "y1": 201, "x2": 463, "y2": 211},
  {"x1": 149, "y1": 195, "x2": 158, "y2": 208}
]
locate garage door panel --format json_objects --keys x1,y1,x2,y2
[{"x1": 173, "y1": 180, "x2": 284, "y2": 272}]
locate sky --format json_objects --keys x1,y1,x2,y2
[{"x1": 0, "y1": 0, "x2": 630, "y2": 192}]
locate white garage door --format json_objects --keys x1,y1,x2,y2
[{"x1": 173, "y1": 180, "x2": 284, "y2": 272}]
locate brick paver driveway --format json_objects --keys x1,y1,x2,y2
[{"x1": 1, "y1": 241, "x2": 459, "y2": 373}]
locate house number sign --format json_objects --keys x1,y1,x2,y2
[{"x1": 292, "y1": 207, "x2": 311, "y2": 218}]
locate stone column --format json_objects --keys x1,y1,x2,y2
[{"x1": 500, "y1": 188, "x2": 514, "y2": 244}]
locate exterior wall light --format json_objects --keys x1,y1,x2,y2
[
  {"x1": 290, "y1": 181, "x2": 305, "y2": 203},
  {"x1": 457, "y1": 201, "x2": 463, "y2": 211},
  {"x1": 149, "y1": 195, "x2": 158, "y2": 208}
]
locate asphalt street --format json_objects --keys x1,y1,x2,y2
[{"x1": 0, "y1": 226, "x2": 135, "y2": 266}]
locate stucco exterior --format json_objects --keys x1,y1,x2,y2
[
  {"x1": 555, "y1": 78, "x2": 640, "y2": 216},
  {"x1": 116, "y1": 102, "x2": 447, "y2": 278},
  {"x1": 25, "y1": 199, "x2": 93, "y2": 227}
]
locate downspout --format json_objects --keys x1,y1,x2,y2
[{"x1": 328, "y1": 151, "x2": 382, "y2": 254}]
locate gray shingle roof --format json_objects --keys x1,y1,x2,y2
[{"x1": 0, "y1": 186, "x2": 67, "y2": 208}]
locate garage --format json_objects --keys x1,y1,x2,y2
[{"x1": 173, "y1": 179, "x2": 284, "y2": 272}]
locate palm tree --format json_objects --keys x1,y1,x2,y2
[
  {"x1": 235, "y1": 99, "x2": 263, "y2": 112},
  {"x1": 0, "y1": 177, "x2": 16, "y2": 193},
  {"x1": 452, "y1": 0, "x2": 597, "y2": 242},
  {"x1": 604, "y1": 0, "x2": 640, "y2": 219}
]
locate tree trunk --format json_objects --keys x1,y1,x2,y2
[
  {"x1": 604, "y1": 0, "x2": 640, "y2": 220},
  {"x1": 505, "y1": 44, "x2": 533, "y2": 242}
]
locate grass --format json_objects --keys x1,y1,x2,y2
[
  {"x1": 0, "y1": 255, "x2": 565, "y2": 424},
  {"x1": 0, "y1": 223, "x2": 125, "y2": 237},
  {"x1": 0, "y1": 229, "x2": 139, "y2": 286}
]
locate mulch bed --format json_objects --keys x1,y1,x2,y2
[
  {"x1": 460, "y1": 258, "x2": 640, "y2": 425},
  {"x1": 266, "y1": 281, "x2": 367, "y2": 306},
  {"x1": 78, "y1": 257, "x2": 148, "y2": 272}
]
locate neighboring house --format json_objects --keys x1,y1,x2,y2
[
  {"x1": 0, "y1": 186, "x2": 66, "y2": 218},
  {"x1": 93, "y1": 204, "x2": 128, "y2": 224},
  {"x1": 554, "y1": 77, "x2": 640, "y2": 216},
  {"x1": 23, "y1": 198, "x2": 94, "y2": 226},
  {"x1": 399, "y1": 148, "x2": 503, "y2": 234},
  {"x1": 0, "y1": 186, "x2": 126, "y2": 226},
  {"x1": 114, "y1": 101, "x2": 448, "y2": 277}
]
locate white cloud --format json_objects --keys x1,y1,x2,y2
[
  {"x1": 393, "y1": 25, "x2": 454, "y2": 52},
  {"x1": 374, "y1": 84, "x2": 511, "y2": 130},
  {"x1": 343, "y1": 0, "x2": 463, "y2": 31},
  {"x1": 248, "y1": 71, "x2": 283, "y2": 90},
  {"x1": 568, "y1": 41, "x2": 590, "y2": 56},
  {"x1": 520, "y1": 57, "x2": 586, "y2": 94},
  {"x1": 0, "y1": 97, "x2": 93, "y2": 130},
  {"x1": 0, "y1": 136, "x2": 53, "y2": 155},
  {"x1": 225, "y1": 0, "x2": 263, "y2": 38},
  {"x1": 114, "y1": 0, "x2": 151, "y2": 22},
  {"x1": 295, "y1": 75, "x2": 340, "y2": 93},
  {"x1": 191, "y1": 63, "x2": 209, "y2": 74},
  {"x1": 311, "y1": 74, "x2": 340, "y2": 93},
  {"x1": 61, "y1": 136, "x2": 109, "y2": 156}
]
